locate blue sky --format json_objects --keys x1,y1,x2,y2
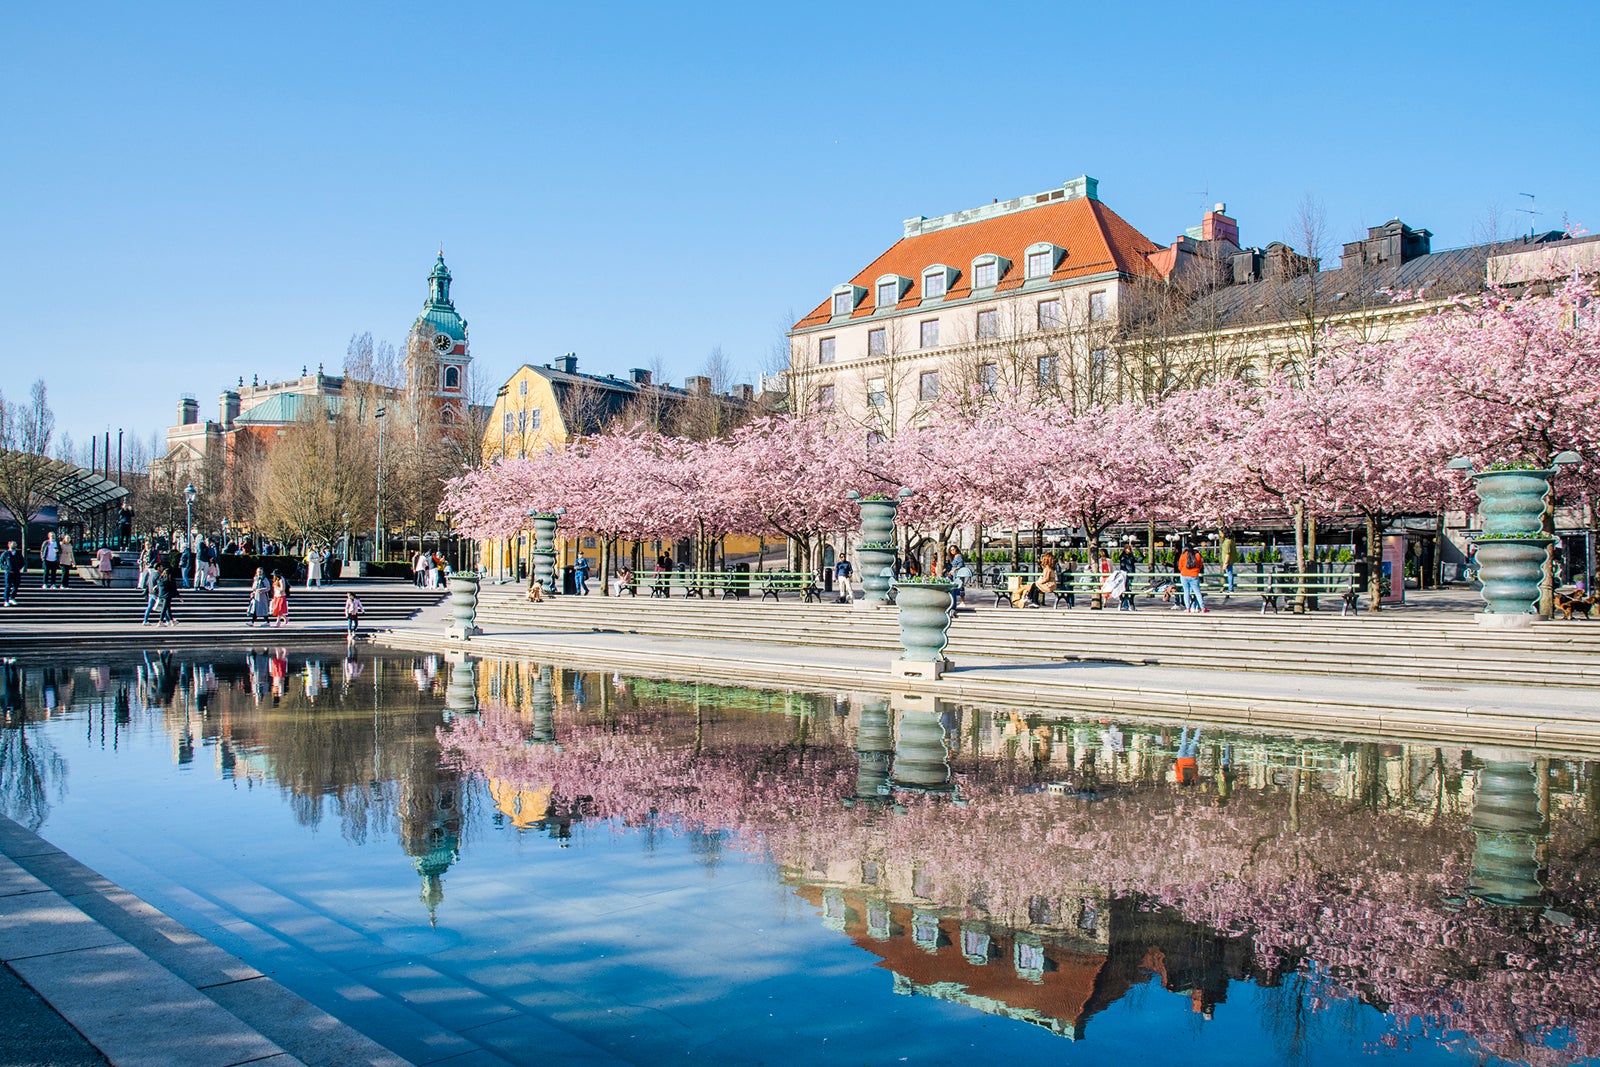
[{"x1": 6, "y1": 1, "x2": 1597, "y2": 454}]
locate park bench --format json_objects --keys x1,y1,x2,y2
[{"x1": 1232, "y1": 572, "x2": 1360, "y2": 615}]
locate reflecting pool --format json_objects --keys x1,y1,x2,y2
[{"x1": 2, "y1": 647, "x2": 1598, "y2": 1066}]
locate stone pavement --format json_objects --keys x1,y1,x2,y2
[{"x1": 0, "y1": 816, "x2": 409, "y2": 1067}]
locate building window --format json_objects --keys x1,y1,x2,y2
[
  {"x1": 867, "y1": 378, "x2": 887, "y2": 408},
  {"x1": 866, "y1": 430, "x2": 886, "y2": 448},
  {"x1": 976, "y1": 309, "x2": 997, "y2": 339},
  {"x1": 443, "y1": 366, "x2": 460, "y2": 390},
  {"x1": 819, "y1": 384, "x2": 835, "y2": 409},
  {"x1": 529, "y1": 409, "x2": 542, "y2": 429},
  {"x1": 920, "y1": 320, "x2": 939, "y2": 348},
  {"x1": 440, "y1": 406, "x2": 457, "y2": 424},
  {"x1": 868, "y1": 328, "x2": 886, "y2": 356},
  {"x1": 832, "y1": 291, "x2": 854, "y2": 316},
  {"x1": 1037, "y1": 299, "x2": 1062, "y2": 329},
  {"x1": 1037, "y1": 354, "x2": 1058, "y2": 386},
  {"x1": 1091, "y1": 348, "x2": 1109, "y2": 390},
  {"x1": 923, "y1": 269, "x2": 947, "y2": 299},
  {"x1": 819, "y1": 337, "x2": 836, "y2": 364},
  {"x1": 518, "y1": 379, "x2": 528, "y2": 396},
  {"x1": 1027, "y1": 250, "x2": 1053, "y2": 278},
  {"x1": 1089, "y1": 291, "x2": 1107, "y2": 321},
  {"x1": 919, "y1": 370, "x2": 939, "y2": 401},
  {"x1": 974, "y1": 258, "x2": 999, "y2": 289},
  {"x1": 877, "y1": 280, "x2": 899, "y2": 309},
  {"x1": 517, "y1": 410, "x2": 528, "y2": 433},
  {"x1": 502, "y1": 412, "x2": 514, "y2": 434},
  {"x1": 979, "y1": 363, "x2": 997, "y2": 394}
]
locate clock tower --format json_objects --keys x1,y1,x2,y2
[{"x1": 405, "y1": 252, "x2": 471, "y2": 423}]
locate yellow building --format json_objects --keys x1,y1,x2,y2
[{"x1": 478, "y1": 354, "x2": 764, "y2": 583}]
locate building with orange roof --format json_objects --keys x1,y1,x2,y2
[{"x1": 786, "y1": 176, "x2": 1164, "y2": 434}]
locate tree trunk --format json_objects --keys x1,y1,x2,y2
[
  {"x1": 1306, "y1": 511, "x2": 1318, "y2": 611},
  {"x1": 1147, "y1": 518, "x2": 1156, "y2": 570},
  {"x1": 1011, "y1": 528, "x2": 1020, "y2": 572},
  {"x1": 1365, "y1": 512, "x2": 1384, "y2": 612},
  {"x1": 599, "y1": 535, "x2": 614, "y2": 595},
  {"x1": 1292, "y1": 502, "x2": 1307, "y2": 613}
]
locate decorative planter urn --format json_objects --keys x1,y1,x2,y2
[
  {"x1": 1469, "y1": 757, "x2": 1547, "y2": 908},
  {"x1": 849, "y1": 489, "x2": 911, "y2": 606},
  {"x1": 446, "y1": 574, "x2": 482, "y2": 639},
  {"x1": 891, "y1": 579, "x2": 955, "y2": 679},
  {"x1": 1474, "y1": 537, "x2": 1553, "y2": 617},
  {"x1": 443, "y1": 654, "x2": 478, "y2": 715},
  {"x1": 891, "y1": 708, "x2": 954, "y2": 795},
  {"x1": 1470, "y1": 467, "x2": 1555, "y2": 621},
  {"x1": 529, "y1": 511, "x2": 562, "y2": 594}
]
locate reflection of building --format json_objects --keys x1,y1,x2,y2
[{"x1": 793, "y1": 885, "x2": 1254, "y2": 1040}]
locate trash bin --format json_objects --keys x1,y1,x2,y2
[
  {"x1": 562, "y1": 564, "x2": 577, "y2": 595},
  {"x1": 728, "y1": 562, "x2": 751, "y2": 598}
]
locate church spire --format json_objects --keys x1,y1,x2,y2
[{"x1": 428, "y1": 253, "x2": 453, "y2": 308}]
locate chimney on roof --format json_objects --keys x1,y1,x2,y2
[
  {"x1": 1340, "y1": 219, "x2": 1432, "y2": 270},
  {"x1": 629, "y1": 367, "x2": 652, "y2": 385},
  {"x1": 686, "y1": 375, "x2": 712, "y2": 397},
  {"x1": 178, "y1": 396, "x2": 198, "y2": 426},
  {"x1": 732, "y1": 383, "x2": 753, "y2": 402},
  {"x1": 1062, "y1": 175, "x2": 1100, "y2": 202},
  {"x1": 554, "y1": 353, "x2": 577, "y2": 374},
  {"x1": 220, "y1": 390, "x2": 240, "y2": 429}
]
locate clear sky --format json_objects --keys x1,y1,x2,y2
[{"x1": 6, "y1": 1, "x2": 1597, "y2": 456}]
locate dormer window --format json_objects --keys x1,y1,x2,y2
[
  {"x1": 922, "y1": 264, "x2": 956, "y2": 300},
  {"x1": 831, "y1": 284, "x2": 865, "y2": 317},
  {"x1": 1025, "y1": 242, "x2": 1064, "y2": 280},
  {"x1": 875, "y1": 274, "x2": 910, "y2": 310},
  {"x1": 972, "y1": 254, "x2": 1009, "y2": 290}
]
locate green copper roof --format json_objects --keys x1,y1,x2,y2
[
  {"x1": 415, "y1": 254, "x2": 468, "y2": 342},
  {"x1": 234, "y1": 393, "x2": 342, "y2": 425}
]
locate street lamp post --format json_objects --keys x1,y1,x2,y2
[
  {"x1": 374, "y1": 405, "x2": 387, "y2": 566},
  {"x1": 184, "y1": 483, "x2": 197, "y2": 589}
]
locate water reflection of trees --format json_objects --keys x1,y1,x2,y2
[{"x1": 442, "y1": 689, "x2": 1600, "y2": 1066}]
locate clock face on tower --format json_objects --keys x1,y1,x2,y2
[{"x1": 432, "y1": 331, "x2": 453, "y2": 354}]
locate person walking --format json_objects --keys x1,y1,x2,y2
[
  {"x1": 1176, "y1": 543, "x2": 1207, "y2": 613},
  {"x1": 246, "y1": 567, "x2": 270, "y2": 626},
  {"x1": 95, "y1": 543, "x2": 115, "y2": 587},
  {"x1": 344, "y1": 591, "x2": 364, "y2": 639},
  {"x1": 834, "y1": 556, "x2": 854, "y2": 604},
  {"x1": 153, "y1": 563, "x2": 178, "y2": 627},
  {"x1": 59, "y1": 536, "x2": 76, "y2": 588},
  {"x1": 269, "y1": 573, "x2": 290, "y2": 626},
  {"x1": 574, "y1": 556, "x2": 590, "y2": 595},
  {"x1": 0, "y1": 540, "x2": 22, "y2": 605},
  {"x1": 1220, "y1": 532, "x2": 1238, "y2": 594},
  {"x1": 40, "y1": 532, "x2": 62, "y2": 589}
]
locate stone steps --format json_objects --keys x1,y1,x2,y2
[
  {"x1": 474, "y1": 593, "x2": 1600, "y2": 688},
  {"x1": 0, "y1": 587, "x2": 445, "y2": 626}
]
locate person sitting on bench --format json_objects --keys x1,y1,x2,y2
[{"x1": 1016, "y1": 553, "x2": 1058, "y2": 608}]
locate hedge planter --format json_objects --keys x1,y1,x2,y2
[
  {"x1": 892, "y1": 579, "x2": 955, "y2": 679},
  {"x1": 446, "y1": 574, "x2": 482, "y2": 639},
  {"x1": 1474, "y1": 537, "x2": 1552, "y2": 617}
]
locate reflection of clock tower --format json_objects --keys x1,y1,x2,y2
[{"x1": 404, "y1": 253, "x2": 471, "y2": 425}]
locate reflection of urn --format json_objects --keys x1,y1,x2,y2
[
  {"x1": 528, "y1": 666, "x2": 556, "y2": 745},
  {"x1": 1469, "y1": 757, "x2": 1547, "y2": 908},
  {"x1": 850, "y1": 697, "x2": 893, "y2": 804},
  {"x1": 893, "y1": 707, "x2": 953, "y2": 795},
  {"x1": 443, "y1": 656, "x2": 478, "y2": 716}
]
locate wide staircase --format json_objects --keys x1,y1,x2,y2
[
  {"x1": 0, "y1": 579, "x2": 445, "y2": 629},
  {"x1": 475, "y1": 586, "x2": 1600, "y2": 689}
]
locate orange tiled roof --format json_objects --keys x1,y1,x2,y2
[{"x1": 793, "y1": 195, "x2": 1162, "y2": 330}]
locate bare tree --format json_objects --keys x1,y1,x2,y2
[{"x1": 0, "y1": 380, "x2": 58, "y2": 554}]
